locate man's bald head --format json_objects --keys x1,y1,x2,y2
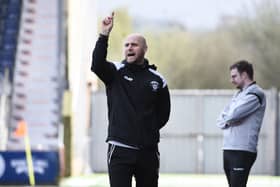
[
  {"x1": 123, "y1": 33, "x2": 148, "y2": 64},
  {"x1": 124, "y1": 33, "x2": 147, "y2": 49}
]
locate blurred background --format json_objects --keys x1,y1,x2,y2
[{"x1": 0, "y1": 0, "x2": 279, "y2": 186}]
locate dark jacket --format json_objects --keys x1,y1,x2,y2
[{"x1": 91, "y1": 34, "x2": 171, "y2": 149}]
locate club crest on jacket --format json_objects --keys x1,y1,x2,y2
[{"x1": 150, "y1": 81, "x2": 159, "y2": 92}]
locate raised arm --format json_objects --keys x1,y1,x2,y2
[{"x1": 91, "y1": 12, "x2": 116, "y2": 84}]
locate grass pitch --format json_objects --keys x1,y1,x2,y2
[{"x1": 60, "y1": 173, "x2": 280, "y2": 187}]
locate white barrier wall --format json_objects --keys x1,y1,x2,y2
[{"x1": 90, "y1": 89, "x2": 278, "y2": 174}]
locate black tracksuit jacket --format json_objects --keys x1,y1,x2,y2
[{"x1": 91, "y1": 35, "x2": 171, "y2": 149}]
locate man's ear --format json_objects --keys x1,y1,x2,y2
[
  {"x1": 144, "y1": 46, "x2": 148, "y2": 53},
  {"x1": 241, "y1": 71, "x2": 248, "y2": 80}
]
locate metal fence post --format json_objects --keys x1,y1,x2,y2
[{"x1": 275, "y1": 88, "x2": 280, "y2": 176}]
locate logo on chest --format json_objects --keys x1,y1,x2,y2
[
  {"x1": 123, "y1": 75, "x2": 133, "y2": 81},
  {"x1": 150, "y1": 81, "x2": 160, "y2": 92}
]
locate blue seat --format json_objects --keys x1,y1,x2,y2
[
  {"x1": 4, "y1": 17, "x2": 20, "y2": 26},
  {"x1": 3, "y1": 27, "x2": 18, "y2": 35},
  {"x1": 0, "y1": 60, "x2": 5, "y2": 71},
  {"x1": 0, "y1": 52, "x2": 15, "y2": 66},
  {"x1": 6, "y1": 13, "x2": 20, "y2": 21},
  {"x1": 3, "y1": 33, "x2": 18, "y2": 43},
  {"x1": 0, "y1": 6, "x2": 8, "y2": 18},
  {"x1": 2, "y1": 44, "x2": 17, "y2": 52},
  {"x1": 9, "y1": 0, "x2": 22, "y2": 4},
  {"x1": 7, "y1": 1, "x2": 22, "y2": 9}
]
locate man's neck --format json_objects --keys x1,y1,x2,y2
[
  {"x1": 127, "y1": 59, "x2": 145, "y2": 66},
  {"x1": 135, "y1": 59, "x2": 145, "y2": 66},
  {"x1": 242, "y1": 80, "x2": 255, "y2": 90}
]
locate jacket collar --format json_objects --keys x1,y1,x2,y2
[
  {"x1": 122, "y1": 58, "x2": 157, "y2": 71},
  {"x1": 242, "y1": 81, "x2": 256, "y2": 91}
]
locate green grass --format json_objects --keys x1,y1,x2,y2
[{"x1": 60, "y1": 173, "x2": 280, "y2": 187}]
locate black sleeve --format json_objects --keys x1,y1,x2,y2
[
  {"x1": 156, "y1": 85, "x2": 171, "y2": 129},
  {"x1": 91, "y1": 34, "x2": 116, "y2": 84}
]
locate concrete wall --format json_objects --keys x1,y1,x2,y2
[{"x1": 90, "y1": 89, "x2": 278, "y2": 174}]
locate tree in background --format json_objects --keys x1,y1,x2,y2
[
  {"x1": 155, "y1": 0, "x2": 280, "y2": 89},
  {"x1": 229, "y1": 0, "x2": 280, "y2": 88},
  {"x1": 187, "y1": 30, "x2": 241, "y2": 89},
  {"x1": 97, "y1": 0, "x2": 280, "y2": 89},
  {"x1": 145, "y1": 30, "x2": 196, "y2": 89}
]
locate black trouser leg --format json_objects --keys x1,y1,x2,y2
[
  {"x1": 223, "y1": 156, "x2": 231, "y2": 186},
  {"x1": 107, "y1": 144, "x2": 135, "y2": 187},
  {"x1": 223, "y1": 150, "x2": 257, "y2": 187},
  {"x1": 107, "y1": 144, "x2": 159, "y2": 187},
  {"x1": 135, "y1": 149, "x2": 159, "y2": 187}
]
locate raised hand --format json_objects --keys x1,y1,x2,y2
[{"x1": 101, "y1": 12, "x2": 114, "y2": 36}]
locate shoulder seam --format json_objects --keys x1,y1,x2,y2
[
  {"x1": 148, "y1": 68, "x2": 167, "y2": 88},
  {"x1": 112, "y1": 61, "x2": 125, "y2": 71},
  {"x1": 247, "y1": 92, "x2": 262, "y2": 105}
]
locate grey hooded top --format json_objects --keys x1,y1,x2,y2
[{"x1": 217, "y1": 82, "x2": 266, "y2": 153}]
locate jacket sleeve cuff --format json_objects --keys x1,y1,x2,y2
[{"x1": 99, "y1": 34, "x2": 109, "y2": 40}]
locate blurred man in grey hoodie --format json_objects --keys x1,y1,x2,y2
[{"x1": 217, "y1": 60, "x2": 266, "y2": 187}]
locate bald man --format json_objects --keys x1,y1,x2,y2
[{"x1": 91, "y1": 13, "x2": 171, "y2": 187}]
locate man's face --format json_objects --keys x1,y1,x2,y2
[
  {"x1": 230, "y1": 68, "x2": 245, "y2": 89},
  {"x1": 123, "y1": 35, "x2": 147, "y2": 64}
]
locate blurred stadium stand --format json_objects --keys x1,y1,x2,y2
[
  {"x1": 0, "y1": 0, "x2": 65, "y2": 184},
  {"x1": 0, "y1": 0, "x2": 22, "y2": 150},
  {"x1": 0, "y1": 0, "x2": 22, "y2": 81}
]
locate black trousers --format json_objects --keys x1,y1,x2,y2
[
  {"x1": 223, "y1": 150, "x2": 257, "y2": 187},
  {"x1": 107, "y1": 144, "x2": 160, "y2": 187}
]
